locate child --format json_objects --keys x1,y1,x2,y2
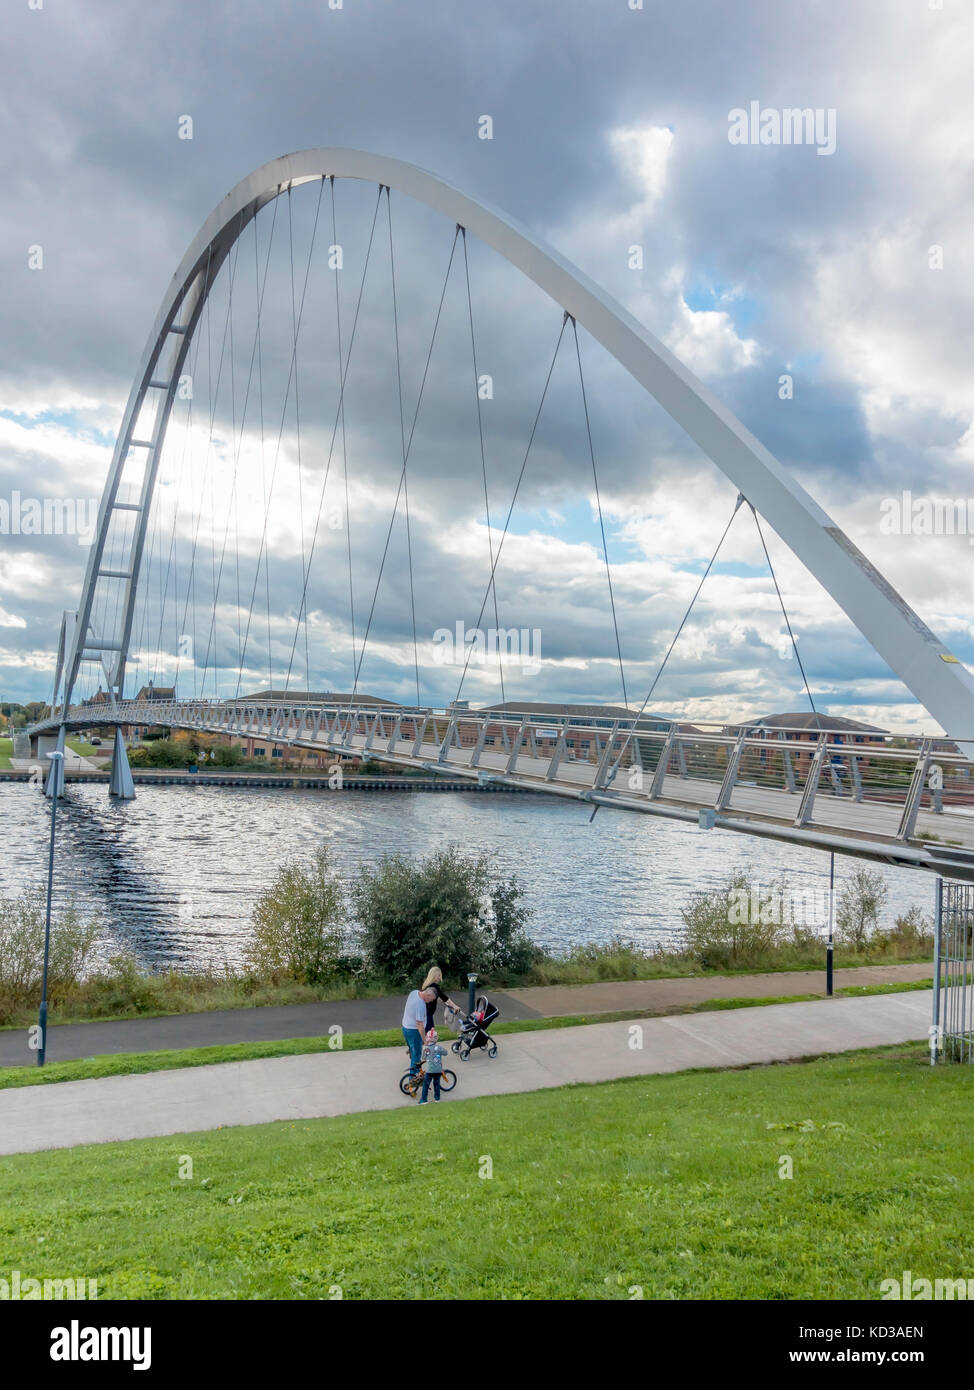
[{"x1": 418, "y1": 1028, "x2": 446, "y2": 1104}]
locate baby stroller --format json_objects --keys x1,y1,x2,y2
[{"x1": 450, "y1": 995, "x2": 500, "y2": 1061}]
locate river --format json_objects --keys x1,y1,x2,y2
[{"x1": 0, "y1": 782, "x2": 936, "y2": 972}]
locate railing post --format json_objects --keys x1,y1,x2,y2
[{"x1": 931, "y1": 876, "x2": 942, "y2": 1065}]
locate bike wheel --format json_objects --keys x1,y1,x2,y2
[
  {"x1": 399, "y1": 1071, "x2": 420, "y2": 1097},
  {"x1": 439, "y1": 1070, "x2": 457, "y2": 1092}
]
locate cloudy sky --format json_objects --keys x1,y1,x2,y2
[{"x1": 1, "y1": 0, "x2": 972, "y2": 735}]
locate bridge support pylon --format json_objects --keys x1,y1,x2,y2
[
  {"x1": 109, "y1": 728, "x2": 136, "y2": 800},
  {"x1": 43, "y1": 726, "x2": 66, "y2": 800}
]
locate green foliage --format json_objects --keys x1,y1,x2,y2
[
  {"x1": 0, "y1": 889, "x2": 100, "y2": 1015},
  {"x1": 246, "y1": 847, "x2": 344, "y2": 985},
  {"x1": 681, "y1": 871, "x2": 784, "y2": 970},
  {"x1": 483, "y1": 874, "x2": 539, "y2": 978},
  {"x1": 353, "y1": 844, "x2": 489, "y2": 984},
  {"x1": 836, "y1": 866, "x2": 888, "y2": 949},
  {"x1": 874, "y1": 904, "x2": 935, "y2": 957},
  {"x1": 128, "y1": 738, "x2": 194, "y2": 768}
]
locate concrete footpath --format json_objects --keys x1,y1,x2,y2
[
  {"x1": 0, "y1": 963, "x2": 933, "y2": 1067},
  {"x1": 0, "y1": 990, "x2": 934, "y2": 1156}
]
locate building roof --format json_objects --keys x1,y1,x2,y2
[
  {"x1": 743, "y1": 712, "x2": 889, "y2": 735},
  {"x1": 224, "y1": 690, "x2": 398, "y2": 707},
  {"x1": 479, "y1": 700, "x2": 679, "y2": 725}
]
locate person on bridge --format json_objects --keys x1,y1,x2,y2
[
  {"x1": 420, "y1": 966, "x2": 460, "y2": 1033},
  {"x1": 403, "y1": 988, "x2": 436, "y2": 1077}
]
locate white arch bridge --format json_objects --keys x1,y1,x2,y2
[{"x1": 27, "y1": 148, "x2": 974, "y2": 883}]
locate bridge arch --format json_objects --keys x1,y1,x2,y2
[{"x1": 56, "y1": 147, "x2": 974, "y2": 736}]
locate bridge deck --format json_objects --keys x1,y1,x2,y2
[{"x1": 27, "y1": 700, "x2": 974, "y2": 882}]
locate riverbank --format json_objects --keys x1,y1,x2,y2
[{"x1": 0, "y1": 769, "x2": 537, "y2": 791}]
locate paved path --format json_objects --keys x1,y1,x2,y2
[
  {"x1": 504, "y1": 962, "x2": 934, "y2": 1017},
  {"x1": 0, "y1": 991, "x2": 934, "y2": 1155},
  {"x1": 0, "y1": 964, "x2": 932, "y2": 1067}
]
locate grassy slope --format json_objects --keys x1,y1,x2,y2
[
  {"x1": 0, "y1": 1044, "x2": 970, "y2": 1299},
  {"x1": 0, "y1": 980, "x2": 932, "y2": 1090},
  {"x1": 0, "y1": 738, "x2": 11, "y2": 770}
]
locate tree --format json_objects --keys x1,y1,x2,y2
[
  {"x1": 483, "y1": 874, "x2": 537, "y2": 977},
  {"x1": 835, "y1": 865, "x2": 888, "y2": 949},
  {"x1": 246, "y1": 847, "x2": 345, "y2": 984},
  {"x1": 354, "y1": 844, "x2": 536, "y2": 985}
]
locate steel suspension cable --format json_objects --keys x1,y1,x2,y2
[
  {"x1": 234, "y1": 181, "x2": 324, "y2": 699},
  {"x1": 199, "y1": 200, "x2": 282, "y2": 696},
  {"x1": 461, "y1": 226, "x2": 505, "y2": 707},
  {"x1": 386, "y1": 187, "x2": 421, "y2": 706},
  {"x1": 570, "y1": 315, "x2": 628, "y2": 709},
  {"x1": 749, "y1": 504, "x2": 817, "y2": 717},
  {"x1": 350, "y1": 225, "x2": 462, "y2": 701},
  {"x1": 281, "y1": 184, "x2": 384, "y2": 694},
  {"x1": 451, "y1": 314, "x2": 570, "y2": 707},
  {"x1": 332, "y1": 177, "x2": 357, "y2": 685},
  {"x1": 591, "y1": 495, "x2": 745, "y2": 819}
]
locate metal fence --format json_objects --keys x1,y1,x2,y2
[{"x1": 934, "y1": 879, "x2": 974, "y2": 1063}]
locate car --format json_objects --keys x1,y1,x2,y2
[{"x1": 90, "y1": 737, "x2": 103, "y2": 746}]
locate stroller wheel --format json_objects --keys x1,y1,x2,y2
[
  {"x1": 487, "y1": 1042, "x2": 498, "y2": 1058},
  {"x1": 459, "y1": 1048, "x2": 469, "y2": 1061},
  {"x1": 450, "y1": 1041, "x2": 461, "y2": 1053}
]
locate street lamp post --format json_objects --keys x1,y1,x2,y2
[
  {"x1": 826, "y1": 851, "x2": 835, "y2": 998},
  {"x1": 37, "y1": 748, "x2": 63, "y2": 1067},
  {"x1": 467, "y1": 972, "x2": 479, "y2": 1016}
]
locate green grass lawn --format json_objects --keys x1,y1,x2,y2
[
  {"x1": 65, "y1": 738, "x2": 104, "y2": 758},
  {"x1": 0, "y1": 738, "x2": 12, "y2": 770},
  {"x1": 0, "y1": 1043, "x2": 970, "y2": 1299},
  {"x1": 0, "y1": 980, "x2": 931, "y2": 1090}
]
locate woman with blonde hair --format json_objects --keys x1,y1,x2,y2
[{"x1": 420, "y1": 966, "x2": 459, "y2": 1033}]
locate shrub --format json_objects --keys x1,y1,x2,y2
[
  {"x1": 874, "y1": 904, "x2": 934, "y2": 957},
  {"x1": 0, "y1": 889, "x2": 100, "y2": 1005},
  {"x1": 483, "y1": 875, "x2": 539, "y2": 978},
  {"x1": 681, "y1": 871, "x2": 784, "y2": 970},
  {"x1": 354, "y1": 845, "x2": 488, "y2": 985},
  {"x1": 246, "y1": 847, "x2": 345, "y2": 985},
  {"x1": 836, "y1": 866, "x2": 888, "y2": 949}
]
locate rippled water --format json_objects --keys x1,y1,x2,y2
[{"x1": 0, "y1": 783, "x2": 936, "y2": 972}]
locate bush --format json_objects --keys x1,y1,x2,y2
[
  {"x1": 681, "y1": 871, "x2": 784, "y2": 970},
  {"x1": 874, "y1": 904, "x2": 934, "y2": 957},
  {"x1": 354, "y1": 845, "x2": 488, "y2": 985},
  {"x1": 483, "y1": 875, "x2": 538, "y2": 978},
  {"x1": 836, "y1": 866, "x2": 888, "y2": 949},
  {"x1": 0, "y1": 889, "x2": 100, "y2": 1005},
  {"x1": 246, "y1": 848, "x2": 345, "y2": 985},
  {"x1": 353, "y1": 845, "x2": 537, "y2": 986}
]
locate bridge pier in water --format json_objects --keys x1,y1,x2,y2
[
  {"x1": 108, "y1": 727, "x2": 136, "y2": 800},
  {"x1": 42, "y1": 726, "x2": 66, "y2": 799}
]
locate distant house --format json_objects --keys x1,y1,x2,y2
[
  {"x1": 470, "y1": 700, "x2": 680, "y2": 764},
  {"x1": 741, "y1": 712, "x2": 889, "y2": 775},
  {"x1": 223, "y1": 690, "x2": 405, "y2": 766}
]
